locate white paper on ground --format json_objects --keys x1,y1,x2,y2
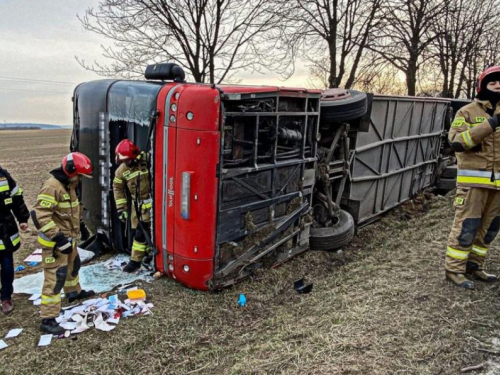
[
  {"x1": 62, "y1": 304, "x2": 79, "y2": 311},
  {"x1": 60, "y1": 321, "x2": 77, "y2": 331},
  {"x1": 33, "y1": 299, "x2": 41, "y2": 306},
  {"x1": 38, "y1": 334, "x2": 52, "y2": 347},
  {"x1": 72, "y1": 319, "x2": 89, "y2": 334},
  {"x1": 94, "y1": 313, "x2": 115, "y2": 332},
  {"x1": 5, "y1": 328, "x2": 23, "y2": 339},
  {"x1": 55, "y1": 316, "x2": 64, "y2": 324},
  {"x1": 0, "y1": 340, "x2": 8, "y2": 350},
  {"x1": 29, "y1": 293, "x2": 41, "y2": 301},
  {"x1": 107, "y1": 317, "x2": 120, "y2": 325},
  {"x1": 77, "y1": 247, "x2": 95, "y2": 264}
]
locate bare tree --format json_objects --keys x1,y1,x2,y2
[
  {"x1": 273, "y1": 0, "x2": 383, "y2": 89},
  {"x1": 367, "y1": 0, "x2": 445, "y2": 96},
  {"x1": 431, "y1": 0, "x2": 497, "y2": 98},
  {"x1": 77, "y1": 0, "x2": 281, "y2": 83}
]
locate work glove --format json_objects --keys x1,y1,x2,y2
[
  {"x1": 118, "y1": 210, "x2": 128, "y2": 222},
  {"x1": 488, "y1": 113, "x2": 500, "y2": 130},
  {"x1": 52, "y1": 232, "x2": 73, "y2": 254}
]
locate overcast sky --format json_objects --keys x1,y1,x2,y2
[{"x1": 0, "y1": 0, "x2": 310, "y2": 125}]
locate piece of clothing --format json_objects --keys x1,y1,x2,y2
[
  {"x1": 0, "y1": 167, "x2": 29, "y2": 252},
  {"x1": 130, "y1": 222, "x2": 151, "y2": 262},
  {"x1": 113, "y1": 152, "x2": 151, "y2": 229},
  {"x1": 448, "y1": 99, "x2": 500, "y2": 189},
  {"x1": 40, "y1": 242, "x2": 82, "y2": 318},
  {"x1": 445, "y1": 187, "x2": 500, "y2": 273},
  {"x1": 0, "y1": 250, "x2": 14, "y2": 301},
  {"x1": 33, "y1": 168, "x2": 81, "y2": 248}
]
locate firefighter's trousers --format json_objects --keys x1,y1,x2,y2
[
  {"x1": 41, "y1": 243, "x2": 81, "y2": 318},
  {"x1": 131, "y1": 221, "x2": 151, "y2": 263},
  {"x1": 446, "y1": 187, "x2": 500, "y2": 273}
]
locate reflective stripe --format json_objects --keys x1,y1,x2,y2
[
  {"x1": 41, "y1": 294, "x2": 61, "y2": 305},
  {"x1": 37, "y1": 194, "x2": 57, "y2": 204},
  {"x1": 57, "y1": 200, "x2": 79, "y2": 208},
  {"x1": 40, "y1": 220, "x2": 56, "y2": 233},
  {"x1": 65, "y1": 276, "x2": 79, "y2": 287},
  {"x1": 471, "y1": 245, "x2": 488, "y2": 256},
  {"x1": 0, "y1": 183, "x2": 8, "y2": 192},
  {"x1": 457, "y1": 170, "x2": 496, "y2": 178},
  {"x1": 124, "y1": 170, "x2": 149, "y2": 180},
  {"x1": 446, "y1": 246, "x2": 469, "y2": 260},
  {"x1": 141, "y1": 198, "x2": 153, "y2": 209},
  {"x1": 115, "y1": 198, "x2": 127, "y2": 206},
  {"x1": 10, "y1": 185, "x2": 22, "y2": 196},
  {"x1": 132, "y1": 242, "x2": 147, "y2": 252},
  {"x1": 124, "y1": 171, "x2": 140, "y2": 180},
  {"x1": 113, "y1": 177, "x2": 123, "y2": 184},
  {"x1": 461, "y1": 130, "x2": 475, "y2": 148},
  {"x1": 0, "y1": 233, "x2": 20, "y2": 250},
  {"x1": 38, "y1": 235, "x2": 56, "y2": 248},
  {"x1": 456, "y1": 176, "x2": 500, "y2": 188}
]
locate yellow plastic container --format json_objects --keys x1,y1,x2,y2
[{"x1": 127, "y1": 289, "x2": 146, "y2": 301}]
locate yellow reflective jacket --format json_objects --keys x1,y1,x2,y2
[
  {"x1": 34, "y1": 169, "x2": 80, "y2": 248},
  {"x1": 112, "y1": 152, "x2": 151, "y2": 228},
  {"x1": 449, "y1": 99, "x2": 500, "y2": 189}
]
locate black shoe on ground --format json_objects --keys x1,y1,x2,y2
[
  {"x1": 68, "y1": 289, "x2": 96, "y2": 303},
  {"x1": 40, "y1": 318, "x2": 66, "y2": 335},
  {"x1": 123, "y1": 260, "x2": 141, "y2": 273}
]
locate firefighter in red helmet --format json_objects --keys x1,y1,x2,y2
[
  {"x1": 445, "y1": 66, "x2": 500, "y2": 289},
  {"x1": 34, "y1": 152, "x2": 95, "y2": 334},
  {"x1": 113, "y1": 139, "x2": 152, "y2": 273}
]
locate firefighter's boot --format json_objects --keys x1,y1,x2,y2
[
  {"x1": 446, "y1": 272, "x2": 475, "y2": 290},
  {"x1": 466, "y1": 261, "x2": 498, "y2": 282},
  {"x1": 123, "y1": 260, "x2": 141, "y2": 273},
  {"x1": 68, "y1": 289, "x2": 96, "y2": 303},
  {"x1": 40, "y1": 318, "x2": 65, "y2": 335},
  {"x1": 471, "y1": 270, "x2": 498, "y2": 282}
]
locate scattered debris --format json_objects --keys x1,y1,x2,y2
[
  {"x1": 14, "y1": 265, "x2": 25, "y2": 272},
  {"x1": 53, "y1": 291, "x2": 154, "y2": 335},
  {"x1": 237, "y1": 294, "x2": 247, "y2": 307},
  {"x1": 0, "y1": 340, "x2": 7, "y2": 351},
  {"x1": 23, "y1": 249, "x2": 42, "y2": 263},
  {"x1": 26, "y1": 262, "x2": 39, "y2": 267},
  {"x1": 38, "y1": 334, "x2": 52, "y2": 347},
  {"x1": 5, "y1": 329, "x2": 23, "y2": 339},
  {"x1": 293, "y1": 278, "x2": 313, "y2": 294}
]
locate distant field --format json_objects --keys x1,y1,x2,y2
[
  {"x1": 1, "y1": 129, "x2": 500, "y2": 374},
  {"x1": 0, "y1": 129, "x2": 71, "y2": 274}
]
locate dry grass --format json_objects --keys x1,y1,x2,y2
[{"x1": 1, "y1": 129, "x2": 500, "y2": 374}]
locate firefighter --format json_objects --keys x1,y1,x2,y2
[
  {"x1": 34, "y1": 152, "x2": 95, "y2": 334},
  {"x1": 113, "y1": 139, "x2": 152, "y2": 273},
  {"x1": 445, "y1": 66, "x2": 500, "y2": 289},
  {"x1": 0, "y1": 166, "x2": 29, "y2": 314}
]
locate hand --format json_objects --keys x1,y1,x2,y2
[
  {"x1": 118, "y1": 210, "x2": 128, "y2": 222},
  {"x1": 19, "y1": 223, "x2": 29, "y2": 232},
  {"x1": 52, "y1": 232, "x2": 73, "y2": 254},
  {"x1": 488, "y1": 113, "x2": 500, "y2": 129}
]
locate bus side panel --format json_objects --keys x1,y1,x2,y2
[
  {"x1": 154, "y1": 85, "x2": 178, "y2": 275},
  {"x1": 176, "y1": 86, "x2": 220, "y2": 131},
  {"x1": 173, "y1": 128, "x2": 220, "y2": 289}
]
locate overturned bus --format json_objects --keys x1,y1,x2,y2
[{"x1": 72, "y1": 63, "x2": 454, "y2": 291}]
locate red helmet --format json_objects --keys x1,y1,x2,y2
[
  {"x1": 477, "y1": 66, "x2": 500, "y2": 93},
  {"x1": 62, "y1": 152, "x2": 93, "y2": 178},
  {"x1": 115, "y1": 139, "x2": 140, "y2": 162}
]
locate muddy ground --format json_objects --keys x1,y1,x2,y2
[{"x1": 1, "y1": 129, "x2": 500, "y2": 374}]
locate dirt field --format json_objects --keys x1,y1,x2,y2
[{"x1": 1, "y1": 129, "x2": 500, "y2": 374}]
